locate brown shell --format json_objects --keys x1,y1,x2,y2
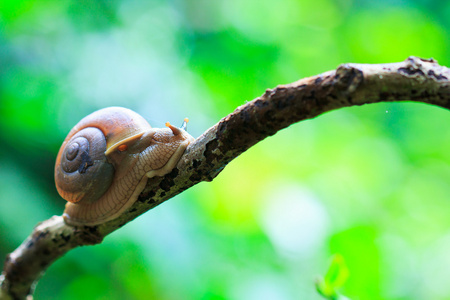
[
  {"x1": 64, "y1": 106, "x2": 153, "y2": 150},
  {"x1": 54, "y1": 107, "x2": 152, "y2": 204}
]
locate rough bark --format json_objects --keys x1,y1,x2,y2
[{"x1": 1, "y1": 56, "x2": 449, "y2": 300}]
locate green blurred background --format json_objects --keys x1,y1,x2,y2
[{"x1": 1, "y1": 0, "x2": 449, "y2": 299}]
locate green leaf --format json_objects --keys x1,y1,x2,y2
[
  {"x1": 316, "y1": 254, "x2": 351, "y2": 300},
  {"x1": 324, "y1": 254, "x2": 350, "y2": 289}
]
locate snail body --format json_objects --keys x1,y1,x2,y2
[{"x1": 55, "y1": 107, "x2": 194, "y2": 226}]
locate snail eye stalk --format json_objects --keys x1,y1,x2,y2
[{"x1": 181, "y1": 118, "x2": 189, "y2": 131}]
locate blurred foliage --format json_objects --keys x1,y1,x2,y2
[
  {"x1": 0, "y1": 0, "x2": 449, "y2": 299},
  {"x1": 316, "y1": 254, "x2": 350, "y2": 300}
]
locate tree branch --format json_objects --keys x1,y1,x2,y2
[{"x1": 1, "y1": 56, "x2": 449, "y2": 300}]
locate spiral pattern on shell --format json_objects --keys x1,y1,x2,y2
[{"x1": 55, "y1": 127, "x2": 114, "y2": 204}]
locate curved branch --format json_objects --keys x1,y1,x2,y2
[{"x1": 1, "y1": 56, "x2": 449, "y2": 300}]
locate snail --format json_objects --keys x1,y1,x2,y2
[{"x1": 54, "y1": 107, "x2": 194, "y2": 226}]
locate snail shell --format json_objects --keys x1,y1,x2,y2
[{"x1": 55, "y1": 107, "x2": 194, "y2": 226}]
